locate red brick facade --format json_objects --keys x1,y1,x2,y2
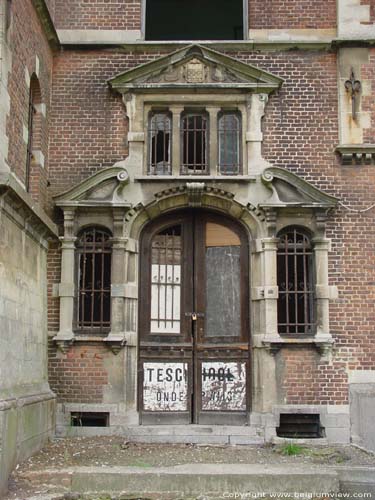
[
  {"x1": 248, "y1": 0, "x2": 336, "y2": 30},
  {"x1": 54, "y1": 0, "x2": 142, "y2": 30},
  {"x1": 5, "y1": 0, "x2": 53, "y2": 211}
]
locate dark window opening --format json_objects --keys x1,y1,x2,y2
[
  {"x1": 277, "y1": 414, "x2": 325, "y2": 439},
  {"x1": 181, "y1": 114, "x2": 208, "y2": 174},
  {"x1": 145, "y1": 0, "x2": 244, "y2": 41},
  {"x1": 277, "y1": 228, "x2": 315, "y2": 335},
  {"x1": 76, "y1": 227, "x2": 112, "y2": 333},
  {"x1": 218, "y1": 112, "x2": 241, "y2": 175},
  {"x1": 71, "y1": 412, "x2": 109, "y2": 427},
  {"x1": 149, "y1": 113, "x2": 171, "y2": 175}
]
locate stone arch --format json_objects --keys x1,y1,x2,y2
[{"x1": 126, "y1": 184, "x2": 266, "y2": 241}]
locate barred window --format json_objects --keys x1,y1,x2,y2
[
  {"x1": 277, "y1": 228, "x2": 315, "y2": 335},
  {"x1": 181, "y1": 113, "x2": 208, "y2": 174},
  {"x1": 75, "y1": 227, "x2": 112, "y2": 332},
  {"x1": 218, "y1": 112, "x2": 241, "y2": 174},
  {"x1": 148, "y1": 112, "x2": 171, "y2": 175}
]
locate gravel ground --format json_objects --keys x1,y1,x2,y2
[
  {"x1": 4, "y1": 437, "x2": 375, "y2": 500},
  {"x1": 12, "y1": 436, "x2": 375, "y2": 470}
]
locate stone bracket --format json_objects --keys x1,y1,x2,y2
[
  {"x1": 53, "y1": 335, "x2": 75, "y2": 354},
  {"x1": 103, "y1": 334, "x2": 127, "y2": 355}
]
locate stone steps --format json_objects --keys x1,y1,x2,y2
[
  {"x1": 61, "y1": 424, "x2": 265, "y2": 445},
  {"x1": 20, "y1": 464, "x2": 342, "y2": 499}
]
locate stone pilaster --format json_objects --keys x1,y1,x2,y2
[
  {"x1": 104, "y1": 208, "x2": 127, "y2": 354},
  {"x1": 313, "y1": 237, "x2": 337, "y2": 340},
  {"x1": 246, "y1": 93, "x2": 268, "y2": 174},
  {"x1": 53, "y1": 209, "x2": 76, "y2": 351}
]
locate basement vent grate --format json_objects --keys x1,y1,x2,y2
[
  {"x1": 276, "y1": 413, "x2": 325, "y2": 439},
  {"x1": 70, "y1": 412, "x2": 109, "y2": 427}
]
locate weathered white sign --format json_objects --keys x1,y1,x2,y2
[
  {"x1": 201, "y1": 362, "x2": 246, "y2": 411},
  {"x1": 143, "y1": 362, "x2": 188, "y2": 411}
]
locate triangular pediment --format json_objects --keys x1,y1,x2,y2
[
  {"x1": 109, "y1": 45, "x2": 283, "y2": 93},
  {"x1": 260, "y1": 167, "x2": 338, "y2": 209},
  {"x1": 54, "y1": 166, "x2": 132, "y2": 208}
]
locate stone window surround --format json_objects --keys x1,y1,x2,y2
[
  {"x1": 146, "y1": 105, "x2": 244, "y2": 177},
  {"x1": 125, "y1": 92, "x2": 268, "y2": 181}
]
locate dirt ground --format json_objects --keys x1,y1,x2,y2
[{"x1": 4, "y1": 437, "x2": 375, "y2": 500}]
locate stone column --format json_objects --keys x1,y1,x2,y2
[
  {"x1": 105, "y1": 208, "x2": 127, "y2": 353},
  {"x1": 53, "y1": 209, "x2": 76, "y2": 350},
  {"x1": 208, "y1": 106, "x2": 220, "y2": 175}
]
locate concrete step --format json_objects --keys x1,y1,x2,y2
[
  {"x1": 21, "y1": 464, "x2": 341, "y2": 498},
  {"x1": 60, "y1": 424, "x2": 265, "y2": 445}
]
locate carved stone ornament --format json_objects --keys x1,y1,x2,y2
[
  {"x1": 184, "y1": 58, "x2": 207, "y2": 83},
  {"x1": 186, "y1": 182, "x2": 205, "y2": 207}
]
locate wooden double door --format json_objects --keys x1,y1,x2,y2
[{"x1": 139, "y1": 210, "x2": 250, "y2": 424}]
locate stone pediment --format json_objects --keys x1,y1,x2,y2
[
  {"x1": 54, "y1": 166, "x2": 132, "y2": 208},
  {"x1": 260, "y1": 167, "x2": 338, "y2": 209},
  {"x1": 108, "y1": 45, "x2": 283, "y2": 94}
]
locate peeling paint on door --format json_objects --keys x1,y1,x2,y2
[
  {"x1": 201, "y1": 361, "x2": 246, "y2": 411},
  {"x1": 143, "y1": 362, "x2": 188, "y2": 411}
]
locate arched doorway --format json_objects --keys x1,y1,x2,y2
[{"x1": 138, "y1": 210, "x2": 250, "y2": 424}]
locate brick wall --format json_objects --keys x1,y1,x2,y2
[
  {"x1": 248, "y1": 0, "x2": 336, "y2": 30},
  {"x1": 5, "y1": 0, "x2": 53, "y2": 211},
  {"x1": 48, "y1": 49, "x2": 160, "y2": 198},
  {"x1": 54, "y1": 0, "x2": 141, "y2": 30},
  {"x1": 49, "y1": 344, "x2": 109, "y2": 403},
  {"x1": 361, "y1": 49, "x2": 375, "y2": 143}
]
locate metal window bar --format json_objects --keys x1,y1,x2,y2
[
  {"x1": 25, "y1": 86, "x2": 36, "y2": 192},
  {"x1": 150, "y1": 226, "x2": 181, "y2": 333},
  {"x1": 218, "y1": 113, "x2": 241, "y2": 175},
  {"x1": 181, "y1": 114, "x2": 208, "y2": 174},
  {"x1": 76, "y1": 228, "x2": 112, "y2": 332},
  {"x1": 148, "y1": 113, "x2": 171, "y2": 175},
  {"x1": 277, "y1": 229, "x2": 314, "y2": 334}
]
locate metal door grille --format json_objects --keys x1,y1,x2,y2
[
  {"x1": 181, "y1": 114, "x2": 208, "y2": 174},
  {"x1": 76, "y1": 227, "x2": 112, "y2": 332},
  {"x1": 277, "y1": 228, "x2": 314, "y2": 334},
  {"x1": 218, "y1": 113, "x2": 241, "y2": 175},
  {"x1": 150, "y1": 226, "x2": 182, "y2": 333},
  {"x1": 148, "y1": 113, "x2": 172, "y2": 175}
]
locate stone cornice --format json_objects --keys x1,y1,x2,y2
[
  {"x1": 31, "y1": 0, "x2": 60, "y2": 50},
  {"x1": 0, "y1": 172, "x2": 58, "y2": 240}
]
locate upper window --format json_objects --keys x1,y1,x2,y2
[
  {"x1": 148, "y1": 112, "x2": 172, "y2": 175},
  {"x1": 145, "y1": 0, "x2": 245, "y2": 41},
  {"x1": 218, "y1": 112, "x2": 241, "y2": 175},
  {"x1": 75, "y1": 227, "x2": 112, "y2": 333},
  {"x1": 277, "y1": 228, "x2": 315, "y2": 335},
  {"x1": 181, "y1": 113, "x2": 208, "y2": 175}
]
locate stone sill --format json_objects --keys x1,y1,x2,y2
[
  {"x1": 262, "y1": 335, "x2": 334, "y2": 356},
  {"x1": 336, "y1": 144, "x2": 375, "y2": 166},
  {"x1": 135, "y1": 175, "x2": 256, "y2": 183}
]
